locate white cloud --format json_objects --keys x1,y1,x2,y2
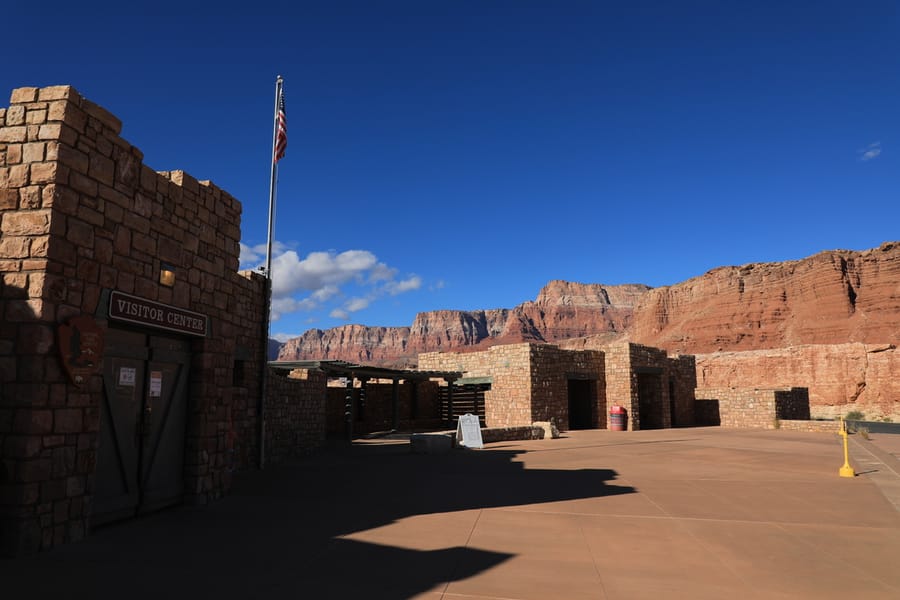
[
  {"x1": 271, "y1": 332, "x2": 301, "y2": 343},
  {"x1": 312, "y1": 285, "x2": 340, "y2": 302},
  {"x1": 270, "y1": 249, "x2": 378, "y2": 296},
  {"x1": 239, "y1": 242, "x2": 427, "y2": 323},
  {"x1": 368, "y1": 262, "x2": 397, "y2": 283},
  {"x1": 239, "y1": 241, "x2": 289, "y2": 271},
  {"x1": 270, "y1": 296, "x2": 317, "y2": 320},
  {"x1": 345, "y1": 297, "x2": 371, "y2": 312},
  {"x1": 858, "y1": 141, "x2": 882, "y2": 162},
  {"x1": 429, "y1": 279, "x2": 446, "y2": 292},
  {"x1": 330, "y1": 308, "x2": 350, "y2": 320},
  {"x1": 384, "y1": 275, "x2": 422, "y2": 296}
]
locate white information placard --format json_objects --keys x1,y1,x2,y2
[
  {"x1": 118, "y1": 367, "x2": 136, "y2": 387},
  {"x1": 456, "y1": 413, "x2": 484, "y2": 449}
]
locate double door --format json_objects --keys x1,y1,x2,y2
[{"x1": 93, "y1": 328, "x2": 191, "y2": 526}]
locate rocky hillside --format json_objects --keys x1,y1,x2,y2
[
  {"x1": 277, "y1": 281, "x2": 650, "y2": 365},
  {"x1": 627, "y1": 242, "x2": 900, "y2": 354},
  {"x1": 277, "y1": 242, "x2": 899, "y2": 364}
]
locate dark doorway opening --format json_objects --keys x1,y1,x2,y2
[
  {"x1": 637, "y1": 373, "x2": 663, "y2": 430},
  {"x1": 568, "y1": 379, "x2": 595, "y2": 429},
  {"x1": 669, "y1": 380, "x2": 677, "y2": 427}
]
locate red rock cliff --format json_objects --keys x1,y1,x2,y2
[
  {"x1": 277, "y1": 243, "x2": 899, "y2": 366},
  {"x1": 628, "y1": 242, "x2": 900, "y2": 354}
]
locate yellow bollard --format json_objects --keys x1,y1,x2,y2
[{"x1": 838, "y1": 417, "x2": 855, "y2": 478}]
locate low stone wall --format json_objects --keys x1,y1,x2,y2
[
  {"x1": 778, "y1": 420, "x2": 841, "y2": 433},
  {"x1": 480, "y1": 425, "x2": 545, "y2": 443},
  {"x1": 694, "y1": 387, "x2": 810, "y2": 429}
]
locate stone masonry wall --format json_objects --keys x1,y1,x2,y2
[
  {"x1": 603, "y1": 343, "x2": 634, "y2": 429},
  {"x1": 0, "y1": 86, "x2": 266, "y2": 555},
  {"x1": 668, "y1": 354, "x2": 697, "y2": 427},
  {"x1": 419, "y1": 344, "x2": 533, "y2": 427},
  {"x1": 529, "y1": 345, "x2": 605, "y2": 430},
  {"x1": 264, "y1": 369, "x2": 327, "y2": 464},
  {"x1": 420, "y1": 344, "x2": 606, "y2": 429}
]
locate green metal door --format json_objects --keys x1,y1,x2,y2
[{"x1": 93, "y1": 329, "x2": 190, "y2": 526}]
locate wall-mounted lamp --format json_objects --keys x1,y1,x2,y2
[{"x1": 159, "y1": 262, "x2": 176, "y2": 287}]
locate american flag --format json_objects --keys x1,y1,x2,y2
[{"x1": 274, "y1": 88, "x2": 287, "y2": 163}]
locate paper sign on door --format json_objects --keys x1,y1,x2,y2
[
  {"x1": 119, "y1": 367, "x2": 136, "y2": 387},
  {"x1": 149, "y1": 371, "x2": 163, "y2": 397}
]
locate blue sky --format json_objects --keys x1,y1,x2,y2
[{"x1": 4, "y1": 1, "x2": 898, "y2": 341}]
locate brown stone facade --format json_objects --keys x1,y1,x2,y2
[
  {"x1": 0, "y1": 85, "x2": 325, "y2": 556},
  {"x1": 420, "y1": 342, "x2": 696, "y2": 431},
  {"x1": 419, "y1": 343, "x2": 606, "y2": 429}
]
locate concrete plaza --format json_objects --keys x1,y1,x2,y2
[{"x1": 3, "y1": 427, "x2": 900, "y2": 599}]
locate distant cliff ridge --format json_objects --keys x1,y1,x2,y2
[
  {"x1": 276, "y1": 243, "x2": 900, "y2": 365},
  {"x1": 276, "y1": 281, "x2": 650, "y2": 365}
]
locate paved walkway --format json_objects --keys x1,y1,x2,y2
[{"x1": 3, "y1": 427, "x2": 900, "y2": 599}]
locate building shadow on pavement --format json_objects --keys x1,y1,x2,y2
[{"x1": 4, "y1": 440, "x2": 635, "y2": 599}]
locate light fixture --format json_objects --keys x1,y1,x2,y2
[{"x1": 159, "y1": 262, "x2": 176, "y2": 287}]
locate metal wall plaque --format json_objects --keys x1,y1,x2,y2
[
  {"x1": 109, "y1": 290, "x2": 208, "y2": 337},
  {"x1": 58, "y1": 315, "x2": 105, "y2": 386}
]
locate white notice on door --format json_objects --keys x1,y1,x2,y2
[
  {"x1": 119, "y1": 367, "x2": 136, "y2": 387},
  {"x1": 149, "y1": 371, "x2": 163, "y2": 397}
]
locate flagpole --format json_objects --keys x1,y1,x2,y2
[{"x1": 259, "y1": 75, "x2": 284, "y2": 469}]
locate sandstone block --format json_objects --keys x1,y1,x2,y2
[
  {"x1": 17, "y1": 459, "x2": 52, "y2": 483},
  {"x1": 0, "y1": 126, "x2": 28, "y2": 144},
  {"x1": 66, "y1": 219, "x2": 95, "y2": 248},
  {"x1": 57, "y1": 145, "x2": 89, "y2": 172},
  {"x1": 26, "y1": 108, "x2": 47, "y2": 125},
  {"x1": 88, "y1": 153, "x2": 114, "y2": 186},
  {"x1": 6, "y1": 144, "x2": 22, "y2": 164},
  {"x1": 7, "y1": 164, "x2": 28, "y2": 187},
  {"x1": 19, "y1": 186, "x2": 41, "y2": 209},
  {"x1": 6, "y1": 105, "x2": 26, "y2": 126},
  {"x1": 1, "y1": 210, "x2": 51, "y2": 236},
  {"x1": 29, "y1": 162, "x2": 57, "y2": 184},
  {"x1": 38, "y1": 86, "x2": 77, "y2": 101},
  {"x1": 10, "y1": 87, "x2": 39, "y2": 103},
  {"x1": 0, "y1": 188, "x2": 19, "y2": 209},
  {"x1": 81, "y1": 98, "x2": 122, "y2": 134},
  {"x1": 38, "y1": 123, "x2": 78, "y2": 146},
  {"x1": 15, "y1": 410, "x2": 53, "y2": 434}
]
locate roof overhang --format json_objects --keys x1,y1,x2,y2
[{"x1": 268, "y1": 359, "x2": 462, "y2": 382}]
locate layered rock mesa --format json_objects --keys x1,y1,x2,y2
[
  {"x1": 628, "y1": 242, "x2": 900, "y2": 354},
  {"x1": 276, "y1": 281, "x2": 651, "y2": 364},
  {"x1": 278, "y1": 242, "x2": 899, "y2": 364}
]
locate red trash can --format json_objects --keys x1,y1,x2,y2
[{"x1": 609, "y1": 405, "x2": 627, "y2": 431}]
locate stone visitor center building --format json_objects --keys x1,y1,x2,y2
[{"x1": 1, "y1": 86, "x2": 816, "y2": 557}]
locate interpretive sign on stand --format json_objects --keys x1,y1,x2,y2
[{"x1": 456, "y1": 413, "x2": 484, "y2": 449}]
